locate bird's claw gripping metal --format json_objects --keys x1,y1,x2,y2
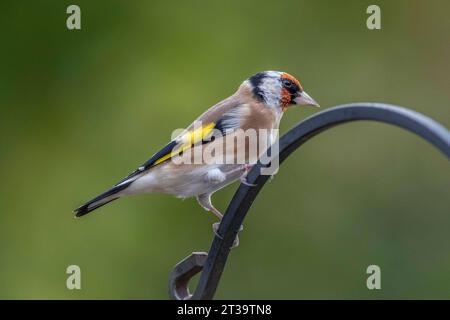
[
  {"x1": 240, "y1": 176, "x2": 257, "y2": 187},
  {"x1": 239, "y1": 164, "x2": 257, "y2": 187},
  {"x1": 213, "y1": 222, "x2": 243, "y2": 248}
]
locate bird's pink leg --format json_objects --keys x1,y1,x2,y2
[
  {"x1": 196, "y1": 193, "x2": 242, "y2": 248},
  {"x1": 197, "y1": 193, "x2": 223, "y2": 220}
]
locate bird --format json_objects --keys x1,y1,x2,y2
[{"x1": 74, "y1": 71, "x2": 318, "y2": 246}]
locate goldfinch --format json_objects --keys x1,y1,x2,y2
[{"x1": 74, "y1": 71, "x2": 318, "y2": 241}]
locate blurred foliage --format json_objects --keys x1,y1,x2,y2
[{"x1": 0, "y1": 0, "x2": 449, "y2": 299}]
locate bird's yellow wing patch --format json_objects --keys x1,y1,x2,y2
[{"x1": 152, "y1": 122, "x2": 216, "y2": 166}]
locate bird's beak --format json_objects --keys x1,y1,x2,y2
[{"x1": 294, "y1": 91, "x2": 320, "y2": 107}]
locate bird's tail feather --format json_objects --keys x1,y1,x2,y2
[{"x1": 74, "y1": 180, "x2": 133, "y2": 217}]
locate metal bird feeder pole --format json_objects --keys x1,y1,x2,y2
[{"x1": 168, "y1": 103, "x2": 450, "y2": 300}]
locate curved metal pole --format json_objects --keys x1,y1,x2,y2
[{"x1": 168, "y1": 103, "x2": 450, "y2": 300}]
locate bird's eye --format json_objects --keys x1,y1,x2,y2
[{"x1": 282, "y1": 79, "x2": 293, "y2": 88}]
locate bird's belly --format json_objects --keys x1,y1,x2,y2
[{"x1": 124, "y1": 163, "x2": 243, "y2": 198}]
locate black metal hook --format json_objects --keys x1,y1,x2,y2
[
  {"x1": 168, "y1": 252, "x2": 208, "y2": 300},
  {"x1": 168, "y1": 103, "x2": 450, "y2": 300}
]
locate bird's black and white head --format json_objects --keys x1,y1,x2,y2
[{"x1": 247, "y1": 71, "x2": 319, "y2": 111}]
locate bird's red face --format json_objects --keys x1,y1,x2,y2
[
  {"x1": 280, "y1": 73, "x2": 304, "y2": 110},
  {"x1": 249, "y1": 71, "x2": 319, "y2": 111}
]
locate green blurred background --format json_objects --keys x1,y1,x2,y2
[{"x1": 0, "y1": 0, "x2": 449, "y2": 299}]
